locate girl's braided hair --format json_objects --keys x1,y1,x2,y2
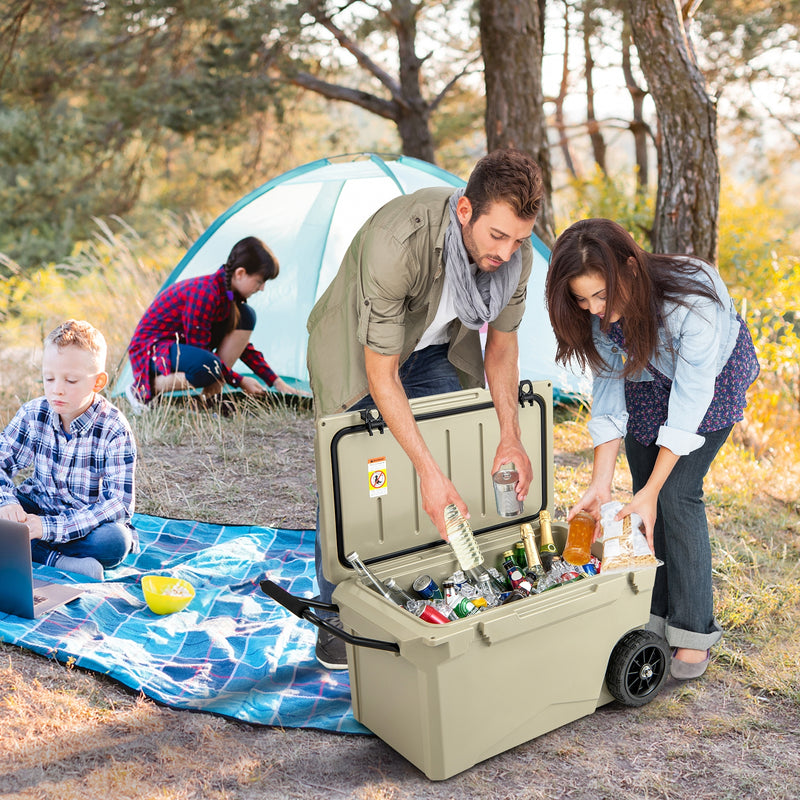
[{"x1": 221, "y1": 236, "x2": 280, "y2": 334}]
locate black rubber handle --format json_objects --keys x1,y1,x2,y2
[{"x1": 260, "y1": 579, "x2": 400, "y2": 654}]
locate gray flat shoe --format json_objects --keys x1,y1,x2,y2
[{"x1": 670, "y1": 649, "x2": 710, "y2": 680}]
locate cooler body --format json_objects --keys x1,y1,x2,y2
[{"x1": 314, "y1": 382, "x2": 657, "y2": 781}]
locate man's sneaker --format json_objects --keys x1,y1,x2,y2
[
  {"x1": 124, "y1": 383, "x2": 148, "y2": 415},
  {"x1": 315, "y1": 617, "x2": 348, "y2": 670}
]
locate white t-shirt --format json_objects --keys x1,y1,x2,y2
[{"x1": 414, "y1": 264, "x2": 478, "y2": 351}]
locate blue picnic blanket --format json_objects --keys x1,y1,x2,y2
[{"x1": 0, "y1": 513, "x2": 369, "y2": 734}]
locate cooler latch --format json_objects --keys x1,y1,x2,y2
[
  {"x1": 518, "y1": 380, "x2": 536, "y2": 407},
  {"x1": 360, "y1": 407, "x2": 386, "y2": 436}
]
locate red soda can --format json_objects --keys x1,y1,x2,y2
[{"x1": 417, "y1": 603, "x2": 450, "y2": 624}]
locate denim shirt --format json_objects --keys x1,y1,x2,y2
[{"x1": 588, "y1": 261, "x2": 741, "y2": 456}]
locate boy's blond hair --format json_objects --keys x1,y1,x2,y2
[{"x1": 44, "y1": 320, "x2": 108, "y2": 372}]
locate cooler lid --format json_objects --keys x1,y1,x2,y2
[{"x1": 315, "y1": 380, "x2": 554, "y2": 586}]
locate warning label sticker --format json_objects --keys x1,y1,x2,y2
[{"x1": 368, "y1": 457, "x2": 387, "y2": 498}]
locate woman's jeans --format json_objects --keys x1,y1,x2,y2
[
  {"x1": 314, "y1": 344, "x2": 461, "y2": 610},
  {"x1": 625, "y1": 426, "x2": 732, "y2": 651},
  {"x1": 20, "y1": 496, "x2": 133, "y2": 570}
]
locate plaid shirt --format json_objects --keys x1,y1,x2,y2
[
  {"x1": 128, "y1": 266, "x2": 278, "y2": 401},
  {"x1": 0, "y1": 396, "x2": 138, "y2": 547}
]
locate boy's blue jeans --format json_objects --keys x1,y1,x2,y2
[
  {"x1": 314, "y1": 343, "x2": 461, "y2": 609},
  {"x1": 625, "y1": 426, "x2": 732, "y2": 651},
  {"x1": 18, "y1": 496, "x2": 133, "y2": 570}
]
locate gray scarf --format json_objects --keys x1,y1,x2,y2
[{"x1": 442, "y1": 188, "x2": 522, "y2": 330}]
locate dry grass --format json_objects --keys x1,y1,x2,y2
[{"x1": 0, "y1": 397, "x2": 799, "y2": 798}]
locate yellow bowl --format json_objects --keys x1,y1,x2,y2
[{"x1": 142, "y1": 575, "x2": 195, "y2": 615}]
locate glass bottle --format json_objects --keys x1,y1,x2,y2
[
  {"x1": 501, "y1": 550, "x2": 533, "y2": 595},
  {"x1": 520, "y1": 523, "x2": 546, "y2": 584},
  {"x1": 464, "y1": 566, "x2": 506, "y2": 606},
  {"x1": 385, "y1": 578, "x2": 416, "y2": 605},
  {"x1": 346, "y1": 550, "x2": 397, "y2": 603},
  {"x1": 562, "y1": 511, "x2": 596, "y2": 566},
  {"x1": 537, "y1": 510, "x2": 559, "y2": 572},
  {"x1": 513, "y1": 541, "x2": 528, "y2": 570}
]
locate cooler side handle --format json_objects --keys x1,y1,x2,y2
[{"x1": 260, "y1": 579, "x2": 400, "y2": 654}]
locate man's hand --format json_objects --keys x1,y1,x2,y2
[
  {"x1": 483, "y1": 326, "x2": 532, "y2": 502},
  {"x1": 0, "y1": 502, "x2": 27, "y2": 522},
  {"x1": 491, "y1": 435, "x2": 532, "y2": 503},
  {"x1": 418, "y1": 468, "x2": 469, "y2": 540}
]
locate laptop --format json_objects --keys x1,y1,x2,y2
[{"x1": 0, "y1": 519, "x2": 85, "y2": 619}]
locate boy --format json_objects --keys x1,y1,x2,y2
[{"x1": 0, "y1": 320, "x2": 137, "y2": 580}]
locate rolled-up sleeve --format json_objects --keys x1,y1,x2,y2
[
  {"x1": 356, "y1": 230, "x2": 417, "y2": 355},
  {"x1": 588, "y1": 370, "x2": 629, "y2": 446}
]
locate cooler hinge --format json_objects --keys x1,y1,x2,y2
[
  {"x1": 359, "y1": 407, "x2": 386, "y2": 436},
  {"x1": 518, "y1": 379, "x2": 536, "y2": 407}
]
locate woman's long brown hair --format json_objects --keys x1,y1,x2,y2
[{"x1": 545, "y1": 218, "x2": 721, "y2": 377}]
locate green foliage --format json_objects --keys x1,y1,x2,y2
[
  {"x1": 717, "y1": 181, "x2": 800, "y2": 462},
  {"x1": 0, "y1": 104, "x2": 144, "y2": 270},
  {"x1": 555, "y1": 167, "x2": 654, "y2": 242}
]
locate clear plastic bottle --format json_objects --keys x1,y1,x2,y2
[{"x1": 443, "y1": 503, "x2": 483, "y2": 571}]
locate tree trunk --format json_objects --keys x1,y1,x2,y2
[
  {"x1": 627, "y1": 0, "x2": 719, "y2": 259},
  {"x1": 621, "y1": 16, "x2": 651, "y2": 192},
  {"x1": 393, "y1": 0, "x2": 435, "y2": 162},
  {"x1": 553, "y1": 0, "x2": 579, "y2": 179},
  {"x1": 583, "y1": 4, "x2": 607, "y2": 174},
  {"x1": 479, "y1": 0, "x2": 555, "y2": 246}
]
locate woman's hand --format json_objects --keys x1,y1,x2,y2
[
  {"x1": 240, "y1": 376, "x2": 267, "y2": 395},
  {"x1": 272, "y1": 377, "x2": 312, "y2": 397},
  {"x1": 568, "y1": 483, "x2": 611, "y2": 541},
  {"x1": 615, "y1": 487, "x2": 659, "y2": 552}
]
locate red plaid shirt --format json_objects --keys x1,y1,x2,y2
[{"x1": 128, "y1": 267, "x2": 277, "y2": 401}]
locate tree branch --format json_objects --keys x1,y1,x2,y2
[
  {"x1": 309, "y1": 9, "x2": 405, "y2": 103},
  {"x1": 0, "y1": 0, "x2": 35, "y2": 86},
  {"x1": 429, "y1": 53, "x2": 482, "y2": 112},
  {"x1": 289, "y1": 71, "x2": 399, "y2": 120}
]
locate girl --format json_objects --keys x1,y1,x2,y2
[
  {"x1": 126, "y1": 236, "x2": 305, "y2": 408},
  {"x1": 546, "y1": 218, "x2": 759, "y2": 680}
]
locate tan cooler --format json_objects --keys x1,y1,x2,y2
[{"x1": 263, "y1": 380, "x2": 668, "y2": 780}]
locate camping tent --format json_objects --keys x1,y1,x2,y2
[{"x1": 112, "y1": 153, "x2": 587, "y2": 401}]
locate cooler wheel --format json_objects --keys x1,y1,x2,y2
[{"x1": 605, "y1": 629, "x2": 670, "y2": 707}]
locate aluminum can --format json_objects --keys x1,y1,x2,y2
[
  {"x1": 417, "y1": 603, "x2": 450, "y2": 624},
  {"x1": 492, "y1": 466, "x2": 523, "y2": 517},
  {"x1": 412, "y1": 573, "x2": 444, "y2": 600}
]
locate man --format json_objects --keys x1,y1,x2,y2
[{"x1": 306, "y1": 148, "x2": 543, "y2": 668}]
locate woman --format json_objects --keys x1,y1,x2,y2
[
  {"x1": 126, "y1": 236, "x2": 306, "y2": 408},
  {"x1": 546, "y1": 218, "x2": 759, "y2": 680}
]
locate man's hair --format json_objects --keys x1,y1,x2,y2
[
  {"x1": 44, "y1": 319, "x2": 107, "y2": 371},
  {"x1": 465, "y1": 148, "x2": 543, "y2": 221}
]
